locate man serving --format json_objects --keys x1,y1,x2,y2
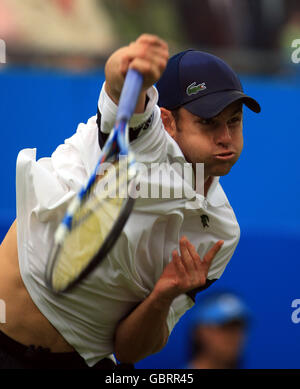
[{"x1": 0, "y1": 34, "x2": 260, "y2": 369}]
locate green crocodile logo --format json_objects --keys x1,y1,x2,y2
[{"x1": 186, "y1": 81, "x2": 206, "y2": 96}]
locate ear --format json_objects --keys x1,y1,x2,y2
[{"x1": 160, "y1": 107, "x2": 177, "y2": 139}]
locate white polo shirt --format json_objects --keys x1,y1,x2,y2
[{"x1": 16, "y1": 84, "x2": 240, "y2": 367}]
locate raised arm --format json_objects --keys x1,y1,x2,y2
[{"x1": 114, "y1": 237, "x2": 224, "y2": 364}]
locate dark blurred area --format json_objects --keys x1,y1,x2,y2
[
  {"x1": 0, "y1": 0, "x2": 300, "y2": 75},
  {"x1": 183, "y1": 291, "x2": 250, "y2": 369}
]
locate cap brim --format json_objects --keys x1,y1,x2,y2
[
  {"x1": 192, "y1": 306, "x2": 250, "y2": 325},
  {"x1": 202, "y1": 313, "x2": 248, "y2": 325},
  {"x1": 183, "y1": 90, "x2": 261, "y2": 119}
]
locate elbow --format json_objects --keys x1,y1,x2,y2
[
  {"x1": 114, "y1": 332, "x2": 169, "y2": 364},
  {"x1": 114, "y1": 340, "x2": 150, "y2": 364},
  {"x1": 114, "y1": 336, "x2": 139, "y2": 364},
  {"x1": 114, "y1": 345, "x2": 141, "y2": 364}
]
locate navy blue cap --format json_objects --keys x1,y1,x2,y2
[
  {"x1": 156, "y1": 49, "x2": 261, "y2": 119},
  {"x1": 190, "y1": 292, "x2": 250, "y2": 326}
]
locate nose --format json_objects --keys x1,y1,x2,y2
[{"x1": 214, "y1": 123, "x2": 232, "y2": 147}]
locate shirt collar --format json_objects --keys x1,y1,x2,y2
[{"x1": 206, "y1": 176, "x2": 227, "y2": 207}]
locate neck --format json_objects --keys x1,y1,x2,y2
[
  {"x1": 204, "y1": 176, "x2": 213, "y2": 197},
  {"x1": 191, "y1": 162, "x2": 213, "y2": 197}
]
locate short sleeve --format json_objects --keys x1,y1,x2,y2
[{"x1": 166, "y1": 294, "x2": 194, "y2": 335}]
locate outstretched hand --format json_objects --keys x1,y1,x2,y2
[{"x1": 153, "y1": 236, "x2": 224, "y2": 303}]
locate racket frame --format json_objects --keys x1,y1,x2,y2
[{"x1": 45, "y1": 69, "x2": 143, "y2": 293}]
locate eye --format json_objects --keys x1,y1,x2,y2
[
  {"x1": 228, "y1": 115, "x2": 242, "y2": 125},
  {"x1": 198, "y1": 118, "x2": 214, "y2": 126}
]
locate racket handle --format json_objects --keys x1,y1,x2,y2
[{"x1": 116, "y1": 69, "x2": 143, "y2": 123}]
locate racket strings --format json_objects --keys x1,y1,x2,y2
[
  {"x1": 51, "y1": 159, "x2": 131, "y2": 291},
  {"x1": 73, "y1": 157, "x2": 129, "y2": 222}
]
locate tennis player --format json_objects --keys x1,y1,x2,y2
[{"x1": 0, "y1": 34, "x2": 260, "y2": 368}]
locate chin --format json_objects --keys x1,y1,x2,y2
[
  {"x1": 218, "y1": 168, "x2": 232, "y2": 176},
  {"x1": 208, "y1": 159, "x2": 238, "y2": 177},
  {"x1": 209, "y1": 166, "x2": 233, "y2": 177}
]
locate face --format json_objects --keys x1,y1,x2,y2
[
  {"x1": 195, "y1": 320, "x2": 246, "y2": 365},
  {"x1": 170, "y1": 101, "x2": 244, "y2": 180}
]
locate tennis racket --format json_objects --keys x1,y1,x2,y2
[{"x1": 45, "y1": 69, "x2": 143, "y2": 293}]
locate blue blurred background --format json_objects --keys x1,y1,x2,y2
[{"x1": 0, "y1": 0, "x2": 299, "y2": 369}]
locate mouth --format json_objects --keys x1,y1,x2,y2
[{"x1": 213, "y1": 151, "x2": 236, "y2": 160}]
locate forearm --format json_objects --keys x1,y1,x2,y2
[
  {"x1": 114, "y1": 236, "x2": 223, "y2": 363},
  {"x1": 114, "y1": 290, "x2": 173, "y2": 364}
]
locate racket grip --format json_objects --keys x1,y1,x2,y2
[{"x1": 116, "y1": 69, "x2": 143, "y2": 123}]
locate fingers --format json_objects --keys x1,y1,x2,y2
[
  {"x1": 168, "y1": 238, "x2": 224, "y2": 296},
  {"x1": 125, "y1": 34, "x2": 169, "y2": 88},
  {"x1": 135, "y1": 34, "x2": 169, "y2": 50},
  {"x1": 184, "y1": 238, "x2": 201, "y2": 263},
  {"x1": 105, "y1": 34, "x2": 168, "y2": 100},
  {"x1": 203, "y1": 240, "x2": 224, "y2": 265},
  {"x1": 178, "y1": 236, "x2": 223, "y2": 269},
  {"x1": 127, "y1": 44, "x2": 168, "y2": 70},
  {"x1": 177, "y1": 237, "x2": 197, "y2": 274},
  {"x1": 171, "y1": 250, "x2": 186, "y2": 276},
  {"x1": 129, "y1": 56, "x2": 165, "y2": 85},
  {"x1": 124, "y1": 43, "x2": 166, "y2": 67},
  {"x1": 172, "y1": 236, "x2": 202, "y2": 281}
]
